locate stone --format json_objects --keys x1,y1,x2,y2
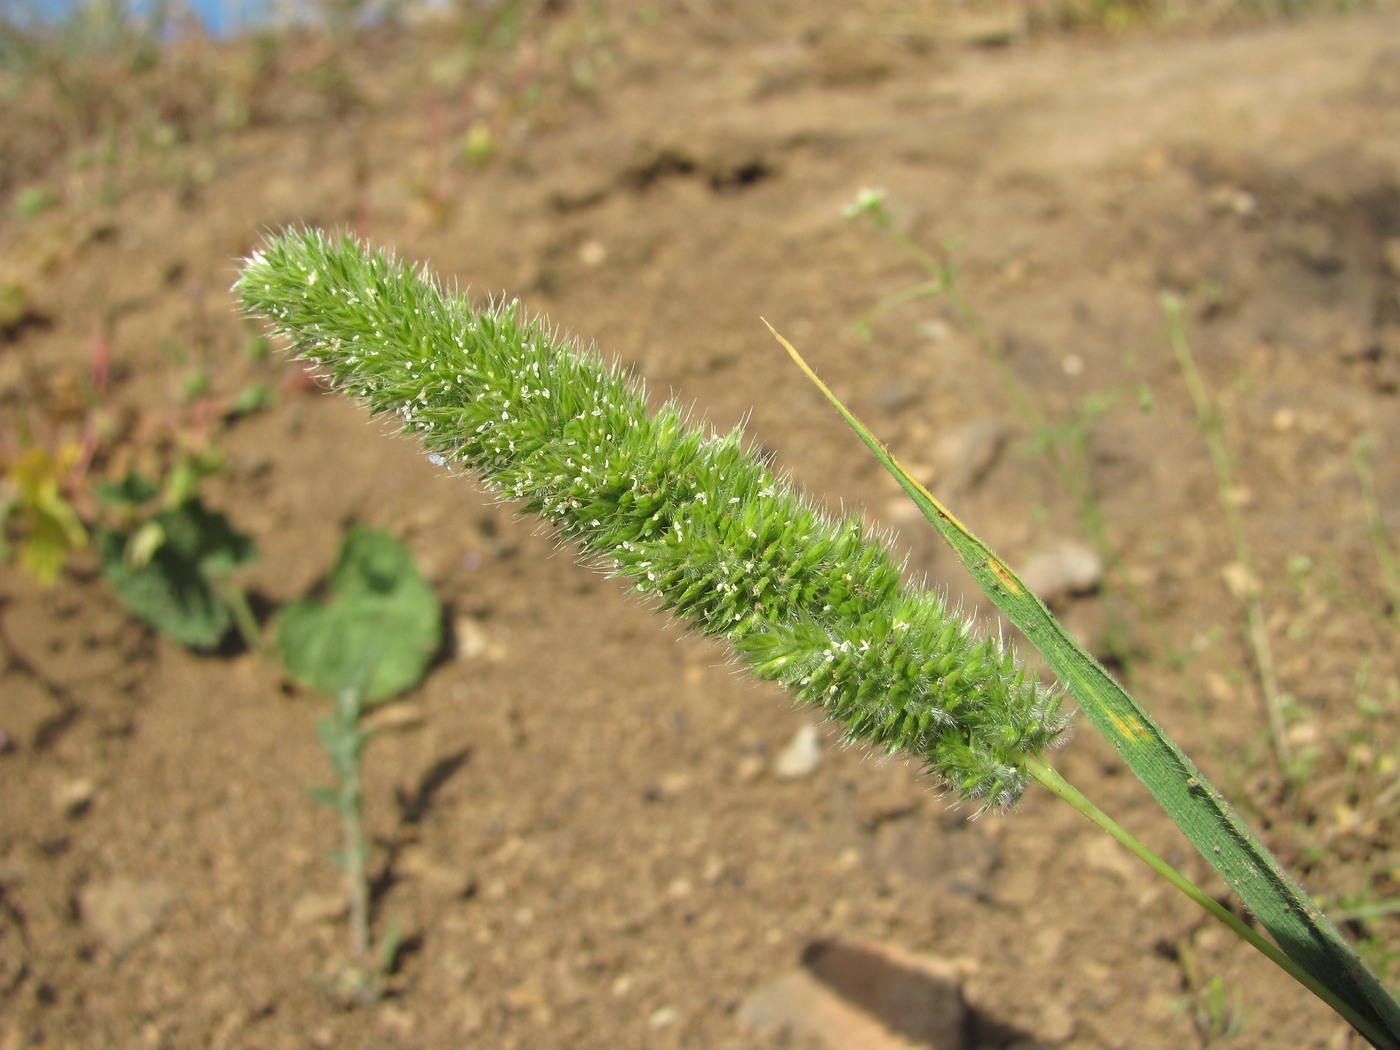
[
  {"x1": 361, "y1": 701, "x2": 425, "y2": 733},
  {"x1": 774, "y1": 724, "x2": 823, "y2": 780},
  {"x1": 740, "y1": 937, "x2": 968, "y2": 1049},
  {"x1": 454, "y1": 615, "x2": 493, "y2": 661},
  {"x1": 930, "y1": 418, "x2": 1008, "y2": 492},
  {"x1": 77, "y1": 877, "x2": 180, "y2": 956},
  {"x1": 1019, "y1": 541, "x2": 1102, "y2": 605},
  {"x1": 53, "y1": 778, "x2": 96, "y2": 818},
  {"x1": 290, "y1": 890, "x2": 347, "y2": 926}
]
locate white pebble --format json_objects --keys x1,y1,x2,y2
[{"x1": 774, "y1": 724, "x2": 823, "y2": 780}]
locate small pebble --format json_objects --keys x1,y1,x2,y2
[
  {"x1": 733, "y1": 754, "x2": 765, "y2": 784},
  {"x1": 774, "y1": 724, "x2": 822, "y2": 780},
  {"x1": 739, "y1": 938, "x2": 966, "y2": 1048},
  {"x1": 362, "y1": 702, "x2": 425, "y2": 732},
  {"x1": 54, "y1": 778, "x2": 96, "y2": 818},
  {"x1": 77, "y1": 877, "x2": 180, "y2": 955},
  {"x1": 454, "y1": 615, "x2": 493, "y2": 661},
  {"x1": 1020, "y1": 540, "x2": 1102, "y2": 605},
  {"x1": 647, "y1": 1006, "x2": 678, "y2": 1029},
  {"x1": 578, "y1": 240, "x2": 606, "y2": 267},
  {"x1": 931, "y1": 418, "x2": 1007, "y2": 491},
  {"x1": 1221, "y1": 561, "x2": 1260, "y2": 600},
  {"x1": 873, "y1": 380, "x2": 921, "y2": 414},
  {"x1": 290, "y1": 890, "x2": 346, "y2": 926}
]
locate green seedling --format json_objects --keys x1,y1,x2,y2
[
  {"x1": 235, "y1": 229, "x2": 1400, "y2": 1047},
  {"x1": 12, "y1": 185, "x2": 57, "y2": 218},
  {"x1": 280, "y1": 524, "x2": 442, "y2": 1004},
  {"x1": 1170, "y1": 935, "x2": 1245, "y2": 1046},
  {"x1": 308, "y1": 681, "x2": 404, "y2": 1006},
  {"x1": 1344, "y1": 897, "x2": 1400, "y2": 988},
  {"x1": 227, "y1": 382, "x2": 276, "y2": 418},
  {"x1": 1162, "y1": 293, "x2": 1290, "y2": 775},
  {"x1": 1196, "y1": 974, "x2": 1245, "y2": 1045},
  {"x1": 1178, "y1": 971, "x2": 1245, "y2": 1046},
  {"x1": 230, "y1": 330, "x2": 279, "y2": 417},
  {"x1": 1353, "y1": 436, "x2": 1400, "y2": 620},
  {"x1": 278, "y1": 524, "x2": 441, "y2": 702},
  {"x1": 843, "y1": 187, "x2": 962, "y2": 346},
  {"x1": 96, "y1": 465, "x2": 260, "y2": 652}
]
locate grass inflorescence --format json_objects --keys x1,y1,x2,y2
[{"x1": 235, "y1": 228, "x2": 1069, "y2": 810}]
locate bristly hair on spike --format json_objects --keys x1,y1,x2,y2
[{"x1": 234, "y1": 228, "x2": 1070, "y2": 810}]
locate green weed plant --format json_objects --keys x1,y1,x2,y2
[
  {"x1": 0, "y1": 437, "x2": 263, "y2": 652},
  {"x1": 95, "y1": 463, "x2": 260, "y2": 651},
  {"x1": 284, "y1": 524, "x2": 442, "y2": 1004},
  {"x1": 236, "y1": 227, "x2": 1400, "y2": 1047}
]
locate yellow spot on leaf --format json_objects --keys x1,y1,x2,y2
[
  {"x1": 987, "y1": 558, "x2": 1021, "y2": 594},
  {"x1": 1107, "y1": 711, "x2": 1148, "y2": 741}
]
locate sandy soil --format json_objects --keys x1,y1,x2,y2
[{"x1": 3, "y1": 4, "x2": 1400, "y2": 1048}]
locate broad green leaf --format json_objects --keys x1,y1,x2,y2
[
  {"x1": 97, "y1": 499, "x2": 256, "y2": 650},
  {"x1": 277, "y1": 525, "x2": 441, "y2": 702}
]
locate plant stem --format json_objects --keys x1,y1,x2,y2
[
  {"x1": 783, "y1": 317, "x2": 1400, "y2": 1046},
  {"x1": 1352, "y1": 437, "x2": 1400, "y2": 620},
  {"x1": 849, "y1": 194, "x2": 1163, "y2": 678},
  {"x1": 332, "y1": 687, "x2": 371, "y2": 962},
  {"x1": 313, "y1": 683, "x2": 397, "y2": 1005},
  {"x1": 213, "y1": 574, "x2": 265, "y2": 657},
  {"x1": 1162, "y1": 295, "x2": 1290, "y2": 775},
  {"x1": 1024, "y1": 755, "x2": 1394, "y2": 1049}
]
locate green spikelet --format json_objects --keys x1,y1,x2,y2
[{"x1": 235, "y1": 228, "x2": 1069, "y2": 809}]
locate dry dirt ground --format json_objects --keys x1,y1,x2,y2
[{"x1": 4, "y1": 4, "x2": 1400, "y2": 1048}]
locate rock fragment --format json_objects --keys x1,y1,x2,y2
[
  {"x1": 77, "y1": 877, "x2": 179, "y2": 956},
  {"x1": 774, "y1": 724, "x2": 823, "y2": 780},
  {"x1": 1020, "y1": 540, "x2": 1102, "y2": 606},
  {"x1": 740, "y1": 937, "x2": 968, "y2": 1049}
]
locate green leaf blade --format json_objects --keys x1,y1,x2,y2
[
  {"x1": 277, "y1": 525, "x2": 442, "y2": 702},
  {"x1": 97, "y1": 499, "x2": 257, "y2": 650},
  {"x1": 772, "y1": 325, "x2": 1400, "y2": 1048}
]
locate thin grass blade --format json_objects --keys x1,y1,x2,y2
[{"x1": 771, "y1": 322, "x2": 1400, "y2": 1049}]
